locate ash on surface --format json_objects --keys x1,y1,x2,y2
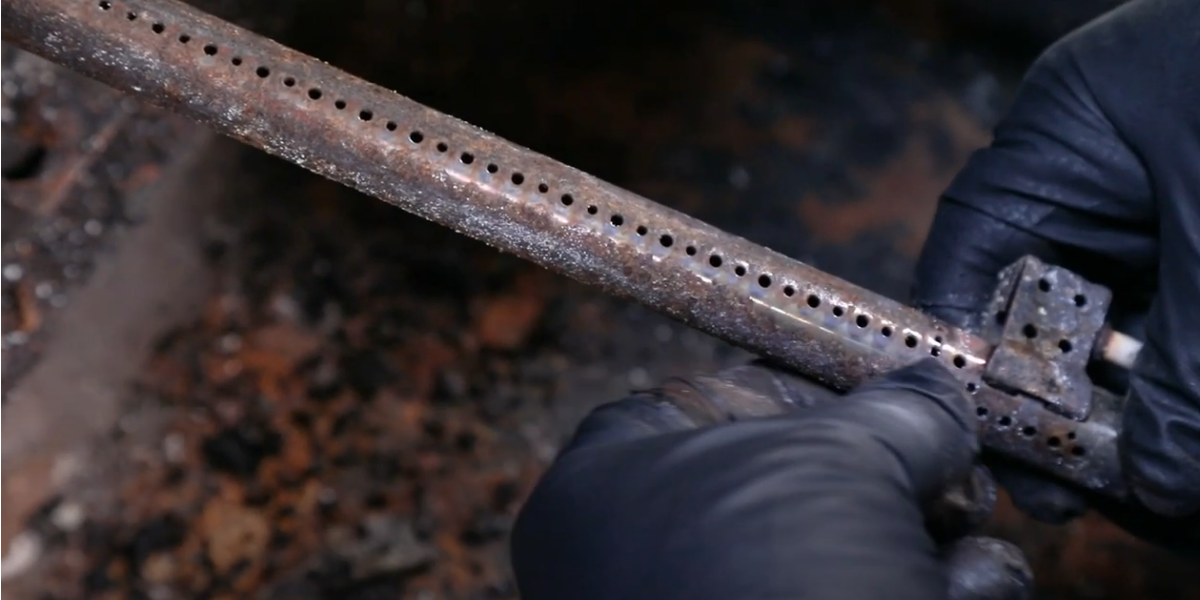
[{"x1": 3, "y1": 1, "x2": 1196, "y2": 599}]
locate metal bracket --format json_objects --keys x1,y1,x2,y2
[{"x1": 981, "y1": 256, "x2": 1113, "y2": 420}]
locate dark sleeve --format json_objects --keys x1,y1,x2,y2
[{"x1": 913, "y1": 0, "x2": 1200, "y2": 516}]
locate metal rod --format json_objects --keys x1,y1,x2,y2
[
  {"x1": 1099, "y1": 330, "x2": 1142, "y2": 370},
  {"x1": 0, "y1": 0, "x2": 1126, "y2": 497}
]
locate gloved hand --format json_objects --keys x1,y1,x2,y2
[
  {"x1": 912, "y1": 0, "x2": 1200, "y2": 528},
  {"x1": 511, "y1": 360, "x2": 1032, "y2": 600}
]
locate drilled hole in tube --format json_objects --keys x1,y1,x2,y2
[
  {"x1": 881, "y1": 326, "x2": 893, "y2": 337},
  {"x1": 256, "y1": 66, "x2": 270, "y2": 78},
  {"x1": 178, "y1": 34, "x2": 191, "y2": 43},
  {"x1": 806, "y1": 295, "x2": 820, "y2": 308},
  {"x1": 734, "y1": 265, "x2": 747, "y2": 277},
  {"x1": 560, "y1": 194, "x2": 574, "y2": 206},
  {"x1": 710, "y1": 255, "x2": 724, "y2": 268},
  {"x1": 1067, "y1": 432, "x2": 1077, "y2": 440},
  {"x1": 1022, "y1": 324, "x2": 1037, "y2": 338},
  {"x1": 537, "y1": 183, "x2": 549, "y2": 193},
  {"x1": 436, "y1": 142, "x2": 448, "y2": 152},
  {"x1": 359, "y1": 110, "x2": 373, "y2": 121},
  {"x1": 460, "y1": 153, "x2": 474, "y2": 164},
  {"x1": 126, "y1": 11, "x2": 137, "y2": 20},
  {"x1": 486, "y1": 163, "x2": 498, "y2": 173},
  {"x1": 511, "y1": 173, "x2": 525, "y2": 185},
  {"x1": 99, "y1": 1, "x2": 111, "y2": 9},
  {"x1": 1070, "y1": 446, "x2": 1086, "y2": 457},
  {"x1": 650, "y1": 234, "x2": 669, "y2": 248},
  {"x1": 610, "y1": 215, "x2": 624, "y2": 226},
  {"x1": 685, "y1": 246, "x2": 697, "y2": 256},
  {"x1": 307, "y1": 88, "x2": 321, "y2": 99},
  {"x1": 409, "y1": 131, "x2": 423, "y2": 143},
  {"x1": 930, "y1": 346, "x2": 941, "y2": 357},
  {"x1": 953, "y1": 355, "x2": 967, "y2": 368},
  {"x1": 1058, "y1": 339, "x2": 1073, "y2": 353},
  {"x1": 967, "y1": 382, "x2": 978, "y2": 393},
  {"x1": 1038, "y1": 278, "x2": 1052, "y2": 292},
  {"x1": 935, "y1": 336, "x2": 944, "y2": 344},
  {"x1": 636, "y1": 226, "x2": 648, "y2": 236},
  {"x1": 832, "y1": 306, "x2": 845, "y2": 317},
  {"x1": 152, "y1": 22, "x2": 164, "y2": 33},
  {"x1": 1074, "y1": 294, "x2": 1087, "y2": 307},
  {"x1": 334, "y1": 100, "x2": 347, "y2": 110},
  {"x1": 975, "y1": 406, "x2": 988, "y2": 417},
  {"x1": 231, "y1": 56, "x2": 243, "y2": 66},
  {"x1": 1021, "y1": 425, "x2": 1037, "y2": 437},
  {"x1": 204, "y1": 44, "x2": 218, "y2": 56},
  {"x1": 998, "y1": 416, "x2": 1013, "y2": 427},
  {"x1": 855, "y1": 314, "x2": 869, "y2": 328},
  {"x1": 587, "y1": 205, "x2": 598, "y2": 215},
  {"x1": 283, "y1": 77, "x2": 296, "y2": 87},
  {"x1": 385, "y1": 121, "x2": 397, "y2": 131},
  {"x1": 758, "y1": 274, "x2": 772, "y2": 288},
  {"x1": 1047, "y1": 436, "x2": 1061, "y2": 448},
  {"x1": 905, "y1": 334, "x2": 918, "y2": 348},
  {"x1": 783, "y1": 285, "x2": 794, "y2": 296},
  {"x1": 2, "y1": 143, "x2": 45, "y2": 180}
]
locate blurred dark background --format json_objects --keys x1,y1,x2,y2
[{"x1": 3, "y1": 0, "x2": 1196, "y2": 598}]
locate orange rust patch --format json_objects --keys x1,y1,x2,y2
[
  {"x1": 987, "y1": 492, "x2": 1196, "y2": 598},
  {"x1": 1, "y1": 455, "x2": 56, "y2": 552},
  {"x1": 472, "y1": 272, "x2": 551, "y2": 350},
  {"x1": 200, "y1": 498, "x2": 271, "y2": 575}
]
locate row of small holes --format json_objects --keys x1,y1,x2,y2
[
  {"x1": 1028, "y1": 278, "x2": 1087, "y2": 354},
  {"x1": 1037, "y1": 278, "x2": 1088, "y2": 307},
  {"x1": 100, "y1": 0, "x2": 985, "y2": 390},
  {"x1": 973, "y1": 405, "x2": 1086, "y2": 456}
]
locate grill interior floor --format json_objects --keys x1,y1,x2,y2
[{"x1": 2, "y1": 1, "x2": 1196, "y2": 599}]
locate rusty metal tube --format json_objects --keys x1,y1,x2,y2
[{"x1": 0, "y1": 0, "x2": 1125, "y2": 496}]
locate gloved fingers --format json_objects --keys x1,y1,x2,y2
[
  {"x1": 927, "y1": 465, "x2": 998, "y2": 543},
  {"x1": 911, "y1": 29, "x2": 1160, "y2": 331},
  {"x1": 711, "y1": 360, "x2": 843, "y2": 411},
  {"x1": 908, "y1": 50, "x2": 1158, "y2": 526},
  {"x1": 555, "y1": 361, "x2": 843, "y2": 454},
  {"x1": 723, "y1": 360, "x2": 1085, "y2": 531},
  {"x1": 914, "y1": 0, "x2": 1200, "y2": 524},
  {"x1": 660, "y1": 361, "x2": 843, "y2": 426},
  {"x1": 913, "y1": 201, "x2": 1063, "y2": 331},
  {"x1": 941, "y1": 537, "x2": 1033, "y2": 600},
  {"x1": 512, "y1": 359, "x2": 982, "y2": 600},
  {"x1": 689, "y1": 360, "x2": 1004, "y2": 539},
  {"x1": 985, "y1": 456, "x2": 1088, "y2": 525},
  {"x1": 1120, "y1": 214, "x2": 1200, "y2": 517},
  {"x1": 912, "y1": 196, "x2": 1155, "y2": 333},
  {"x1": 818, "y1": 358, "x2": 980, "y2": 501}
]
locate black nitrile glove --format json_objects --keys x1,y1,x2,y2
[
  {"x1": 912, "y1": 0, "x2": 1200, "y2": 531},
  {"x1": 511, "y1": 360, "x2": 1032, "y2": 600}
]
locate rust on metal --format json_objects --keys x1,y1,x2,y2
[
  {"x1": 981, "y1": 256, "x2": 1113, "y2": 420},
  {"x1": 0, "y1": 0, "x2": 1126, "y2": 496}
]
